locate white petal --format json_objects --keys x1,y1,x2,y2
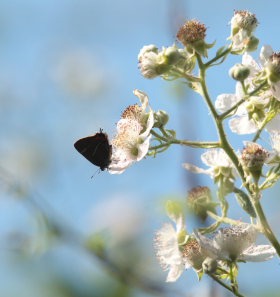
[
  {"x1": 260, "y1": 45, "x2": 273, "y2": 67},
  {"x1": 166, "y1": 264, "x2": 185, "y2": 282},
  {"x1": 229, "y1": 116, "x2": 258, "y2": 134},
  {"x1": 193, "y1": 230, "x2": 219, "y2": 259},
  {"x1": 201, "y1": 149, "x2": 230, "y2": 168},
  {"x1": 136, "y1": 135, "x2": 151, "y2": 161},
  {"x1": 133, "y1": 89, "x2": 149, "y2": 110},
  {"x1": 108, "y1": 148, "x2": 133, "y2": 174},
  {"x1": 235, "y1": 82, "x2": 245, "y2": 98},
  {"x1": 240, "y1": 245, "x2": 276, "y2": 262},
  {"x1": 215, "y1": 93, "x2": 240, "y2": 113},
  {"x1": 140, "y1": 110, "x2": 154, "y2": 138},
  {"x1": 108, "y1": 162, "x2": 132, "y2": 174},
  {"x1": 182, "y1": 163, "x2": 211, "y2": 175},
  {"x1": 242, "y1": 53, "x2": 260, "y2": 76}
]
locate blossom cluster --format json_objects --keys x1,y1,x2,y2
[{"x1": 76, "y1": 8, "x2": 280, "y2": 296}]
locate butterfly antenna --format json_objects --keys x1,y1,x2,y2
[{"x1": 91, "y1": 168, "x2": 101, "y2": 179}]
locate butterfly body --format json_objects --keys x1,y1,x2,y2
[{"x1": 74, "y1": 131, "x2": 112, "y2": 171}]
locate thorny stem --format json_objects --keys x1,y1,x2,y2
[{"x1": 195, "y1": 53, "x2": 280, "y2": 257}]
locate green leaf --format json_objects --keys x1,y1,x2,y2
[
  {"x1": 216, "y1": 45, "x2": 226, "y2": 56},
  {"x1": 165, "y1": 200, "x2": 184, "y2": 224},
  {"x1": 234, "y1": 189, "x2": 256, "y2": 218}
]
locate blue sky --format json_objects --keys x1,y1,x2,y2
[{"x1": 0, "y1": 1, "x2": 280, "y2": 296}]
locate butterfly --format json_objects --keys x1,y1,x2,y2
[{"x1": 74, "y1": 130, "x2": 112, "y2": 171}]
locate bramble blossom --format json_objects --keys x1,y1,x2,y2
[
  {"x1": 215, "y1": 82, "x2": 264, "y2": 134},
  {"x1": 229, "y1": 10, "x2": 258, "y2": 51},
  {"x1": 108, "y1": 90, "x2": 154, "y2": 174},
  {"x1": 194, "y1": 224, "x2": 276, "y2": 262},
  {"x1": 154, "y1": 208, "x2": 206, "y2": 282},
  {"x1": 183, "y1": 149, "x2": 235, "y2": 179}
]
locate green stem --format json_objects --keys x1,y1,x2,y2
[
  {"x1": 169, "y1": 139, "x2": 221, "y2": 148},
  {"x1": 205, "y1": 47, "x2": 232, "y2": 68},
  {"x1": 219, "y1": 81, "x2": 268, "y2": 120},
  {"x1": 149, "y1": 143, "x2": 169, "y2": 151},
  {"x1": 195, "y1": 53, "x2": 280, "y2": 257},
  {"x1": 207, "y1": 211, "x2": 245, "y2": 227},
  {"x1": 159, "y1": 127, "x2": 170, "y2": 138},
  {"x1": 150, "y1": 130, "x2": 167, "y2": 141},
  {"x1": 252, "y1": 199, "x2": 280, "y2": 257},
  {"x1": 208, "y1": 273, "x2": 245, "y2": 297},
  {"x1": 219, "y1": 98, "x2": 246, "y2": 120},
  {"x1": 252, "y1": 111, "x2": 275, "y2": 142}
]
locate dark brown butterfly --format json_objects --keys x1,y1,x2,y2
[{"x1": 74, "y1": 130, "x2": 112, "y2": 171}]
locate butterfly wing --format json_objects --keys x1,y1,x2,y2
[{"x1": 74, "y1": 133, "x2": 112, "y2": 170}]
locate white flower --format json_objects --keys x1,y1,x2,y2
[
  {"x1": 138, "y1": 44, "x2": 193, "y2": 80},
  {"x1": 215, "y1": 83, "x2": 261, "y2": 134},
  {"x1": 183, "y1": 149, "x2": 235, "y2": 178},
  {"x1": 194, "y1": 224, "x2": 276, "y2": 262},
  {"x1": 243, "y1": 45, "x2": 280, "y2": 100},
  {"x1": 154, "y1": 210, "x2": 206, "y2": 282},
  {"x1": 108, "y1": 90, "x2": 154, "y2": 174},
  {"x1": 216, "y1": 65, "x2": 280, "y2": 135},
  {"x1": 230, "y1": 10, "x2": 258, "y2": 51},
  {"x1": 154, "y1": 223, "x2": 186, "y2": 282},
  {"x1": 138, "y1": 45, "x2": 162, "y2": 79}
]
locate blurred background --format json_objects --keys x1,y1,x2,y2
[{"x1": 0, "y1": 0, "x2": 279, "y2": 296}]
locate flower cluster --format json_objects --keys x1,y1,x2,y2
[{"x1": 74, "y1": 8, "x2": 280, "y2": 296}]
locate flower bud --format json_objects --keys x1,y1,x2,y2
[
  {"x1": 138, "y1": 45, "x2": 169, "y2": 79},
  {"x1": 244, "y1": 36, "x2": 259, "y2": 52},
  {"x1": 241, "y1": 142, "x2": 269, "y2": 183},
  {"x1": 187, "y1": 186, "x2": 217, "y2": 221},
  {"x1": 164, "y1": 46, "x2": 183, "y2": 65},
  {"x1": 138, "y1": 44, "x2": 192, "y2": 79},
  {"x1": 229, "y1": 64, "x2": 250, "y2": 81},
  {"x1": 202, "y1": 257, "x2": 217, "y2": 274},
  {"x1": 153, "y1": 110, "x2": 169, "y2": 128}
]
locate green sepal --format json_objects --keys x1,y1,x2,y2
[
  {"x1": 216, "y1": 45, "x2": 226, "y2": 56},
  {"x1": 178, "y1": 231, "x2": 189, "y2": 245},
  {"x1": 196, "y1": 269, "x2": 204, "y2": 281},
  {"x1": 166, "y1": 129, "x2": 176, "y2": 139}
]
